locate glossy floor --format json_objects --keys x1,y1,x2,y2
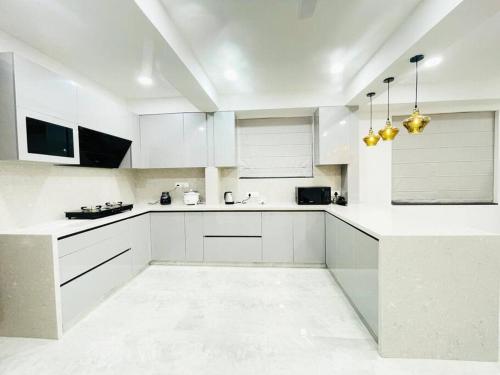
[{"x1": 0, "y1": 266, "x2": 499, "y2": 375}]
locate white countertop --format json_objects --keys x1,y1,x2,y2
[{"x1": 1, "y1": 202, "x2": 499, "y2": 239}]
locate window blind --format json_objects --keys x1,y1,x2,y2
[
  {"x1": 238, "y1": 117, "x2": 313, "y2": 178},
  {"x1": 392, "y1": 111, "x2": 495, "y2": 204}
]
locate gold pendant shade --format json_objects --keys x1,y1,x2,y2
[
  {"x1": 363, "y1": 128, "x2": 380, "y2": 147},
  {"x1": 403, "y1": 107, "x2": 430, "y2": 134},
  {"x1": 363, "y1": 92, "x2": 380, "y2": 147},
  {"x1": 379, "y1": 119, "x2": 399, "y2": 140}
]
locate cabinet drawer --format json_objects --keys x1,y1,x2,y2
[
  {"x1": 58, "y1": 220, "x2": 129, "y2": 258},
  {"x1": 60, "y1": 250, "x2": 132, "y2": 330},
  {"x1": 203, "y1": 237, "x2": 262, "y2": 262},
  {"x1": 59, "y1": 234, "x2": 131, "y2": 284},
  {"x1": 203, "y1": 212, "x2": 261, "y2": 236}
]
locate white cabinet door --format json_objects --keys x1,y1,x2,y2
[
  {"x1": 325, "y1": 214, "x2": 337, "y2": 268},
  {"x1": 150, "y1": 213, "x2": 186, "y2": 261},
  {"x1": 203, "y1": 212, "x2": 261, "y2": 236},
  {"x1": 183, "y1": 113, "x2": 207, "y2": 167},
  {"x1": 293, "y1": 212, "x2": 325, "y2": 263},
  {"x1": 204, "y1": 237, "x2": 262, "y2": 262},
  {"x1": 262, "y1": 212, "x2": 293, "y2": 263},
  {"x1": 213, "y1": 111, "x2": 236, "y2": 167},
  {"x1": 314, "y1": 107, "x2": 355, "y2": 165},
  {"x1": 140, "y1": 114, "x2": 184, "y2": 168},
  {"x1": 185, "y1": 212, "x2": 203, "y2": 261},
  {"x1": 130, "y1": 214, "x2": 151, "y2": 273},
  {"x1": 14, "y1": 55, "x2": 77, "y2": 123}
]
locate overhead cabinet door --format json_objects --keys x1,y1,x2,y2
[
  {"x1": 183, "y1": 112, "x2": 207, "y2": 167},
  {"x1": 140, "y1": 113, "x2": 184, "y2": 168},
  {"x1": 140, "y1": 113, "x2": 208, "y2": 168}
]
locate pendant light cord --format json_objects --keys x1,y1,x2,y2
[
  {"x1": 370, "y1": 94, "x2": 373, "y2": 131},
  {"x1": 387, "y1": 80, "x2": 390, "y2": 120},
  {"x1": 414, "y1": 59, "x2": 418, "y2": 109}
]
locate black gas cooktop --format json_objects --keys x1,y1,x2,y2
[{"x1": 65, "y1": 202, "x2": 133, "y2": 220}]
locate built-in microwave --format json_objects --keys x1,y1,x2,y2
[
  {"x1": 17, "y1": 109, "x2": 80, "y2": 164},
  {"x1": 295, "y1": 186, "x2": 332, "y2": 205}
]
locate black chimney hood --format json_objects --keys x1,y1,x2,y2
[{"x1": 78, "y1": 126, "x2": 132, "y2": 168}]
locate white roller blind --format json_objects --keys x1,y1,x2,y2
[
  {"x1": 238, "y1": 117, "x2": 313, "y2": 178},
  {"x1": 392, "y1": 111, "x2": 495, "y2": 204}
]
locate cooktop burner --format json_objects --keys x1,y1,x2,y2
[{"x1": 65, "y1": 202, "x2": 133, "y2": 219}]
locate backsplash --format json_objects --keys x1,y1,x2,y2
[
  {"x1": 0, "y1": 161, "x2": 136, "y2": 230},
  {"x1": 134, "y1": 168, "x2": 206, "y2": 204},
  {"x1": 219, "y1": 165, "x2": 341, "y2": 204}
]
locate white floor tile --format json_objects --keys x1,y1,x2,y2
[{"x1": 0, "y1": 266, "x2": 499, "y2": 375}]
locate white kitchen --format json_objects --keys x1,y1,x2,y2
[{"x1": 0, "y1": 0, "x2": 500, "y2": 374}]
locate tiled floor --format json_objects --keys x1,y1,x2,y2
[{"x1": 0, "y1": 266, "x2": 499, "y2": 375}]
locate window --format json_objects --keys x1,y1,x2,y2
[
  {"x1": 392, "y1": 111, "x2": 495, "y2": 204},
  {"x1": 238, "y1": 117, "x2": 313, "y2": 178}
]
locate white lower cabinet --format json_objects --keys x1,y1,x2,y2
[
  {"x1": 185, "y1": 213, "x2": 204, "y2": 261},
  {"x1": 130, "y1": 214, "x2": 152, "y2": 273},
  {"x1": 204, "y1": 237, "x2": 262, "y2": 262},
  {"x1": 326, "y1": 213, "x2": 379, "y2": 337},
  {"x1": 150, "y1": 213, "x2": 186, "y2": 261},
  {"x1": 293, "y1": 212, "x2": 325, "y2": 264},
  {"x1": 61, "y1": 250, "x2": 132, "y2": 329},
  {"x1": 262, "y1": 212, "x2": 293, "y2": 262}
]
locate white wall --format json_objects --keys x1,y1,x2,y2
[
  {"x1": 219, "y1": 165, "x2": 341, "y2": 204},
  {"x1": 0, "y1": 161, "x2": 136, "y2": 230}
]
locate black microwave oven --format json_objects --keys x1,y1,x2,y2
[{"x1": 296, "y1": 187, "x2": 331, "y2": 205}]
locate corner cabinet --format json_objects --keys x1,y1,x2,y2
[
  {"x1": 314, "y1": 106, "x2": 357, "y2": 165},
  {"x1": 140, "y1": 112, "x2": 207, "y2": 168},
  {"x1": 325, "y1": 213, "x2": 379, "y2": 337}
]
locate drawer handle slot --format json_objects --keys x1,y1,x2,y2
[{"x1": 60, "y1": 248, "x2": 131, "y2": 287}]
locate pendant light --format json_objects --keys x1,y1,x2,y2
[
  {"x1": 363, "y1": 92, "x2": 380, "y2": 147},
  {"x1": 403, "y1": 54, "x2": 430, "y2": 134},
  {"x1": 378, "y1": 77, "x2": 399, "y2": 141}
]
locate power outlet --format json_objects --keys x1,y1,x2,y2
[
  {"x1": 175, "y1": 182, "x2": 189, "y2": 189},
  {"x1": 246, "y1": 192, "x2": 259, "y2": 198}
]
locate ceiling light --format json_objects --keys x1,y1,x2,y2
[
  {"x1": 330, "y1": 63, "x2": 344, "y2": 75},
  {"x1": 224, "y1": 69, "x2": 238, "y2": 81},
  {"x1": 378, "y1": 77, "x2": 399, "y2": 141},
  {"x1": 403, "y1": 55, "x2": 430, "y2": 134},
  {"x1": 339, "y1": 120, "x2": 347, "y2": 125},
  {"x1": 137, "y1": 75, "x2": 153, "y2": 86},
  {"x1": 424, "y1": 56, "x2": 442, "y2": 68},
  {"x1": 363, "y1": 92, "x2": 380, "y2": 147}
]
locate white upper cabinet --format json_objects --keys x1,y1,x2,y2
[
  {"x1": 0, "y1": 52, "x2": 80, "y2": 164},
  {"x1": 140, "y1": 113, "x2": 208, "y2": 168},
  {"x1": 213, "y1": 111, "x2": 236, "y2": 167},
  {"x1": 183, "y1": 112, "x2": 208, "y2": 167},
  {"x1": 14, "y1": 54, "x2": 77, "y2": 123},
  {"x1": 314, "y1": 106, "x2": 357, "y2": 165}
]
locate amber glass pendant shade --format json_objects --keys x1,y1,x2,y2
[
  {"x1": 404, "y1": 54, "x2": 430, "y2": 134},
  {"x1": 363, "y1": 128, "x2": 380, "y2": 146},
  {"x1": 378, "y1": 77, "x2": 399, "y2": 141},
  {"x1": 379, "y1": 118, "x2": 399, "y2": 140},
  {"x1": 403, "y1": 107, "x2": 430, "y2": 134},
  {"x1": 363, "y1": 92, "x2": 380, "y2": 147}
]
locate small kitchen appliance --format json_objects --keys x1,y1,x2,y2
[
  {"x1": 224, "y1": 191, "x2": 235, "y2": 204},
  {"x1": 295, "y1": 187, "x2": 331, "y2": 205},
  {"x1": 160, "y1": 192, "x2": 171, "y2": 205},
  {"x1": 183, "y1": 190, "x2": 200, "y2": 205},
  {"x1": 65, "y1": 202, "x2": 133, "y2": 219}
]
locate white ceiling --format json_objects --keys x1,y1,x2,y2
[
  {"x1": 0, "y1": 0, "x2": 499, "y2": 112},
  {"x1": 372, "y1": 7, "x2": 500, "y2": 106},
  {"x1": 0, "y1": 0, "x2": 180, "y2": 99},
  {"x1": 160, "y1": 0, "x2": 421, "y2": 95}
]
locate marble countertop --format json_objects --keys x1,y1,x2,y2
[{"x1": 1, "y1": 202, "x2": 499, "y2": 239}]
